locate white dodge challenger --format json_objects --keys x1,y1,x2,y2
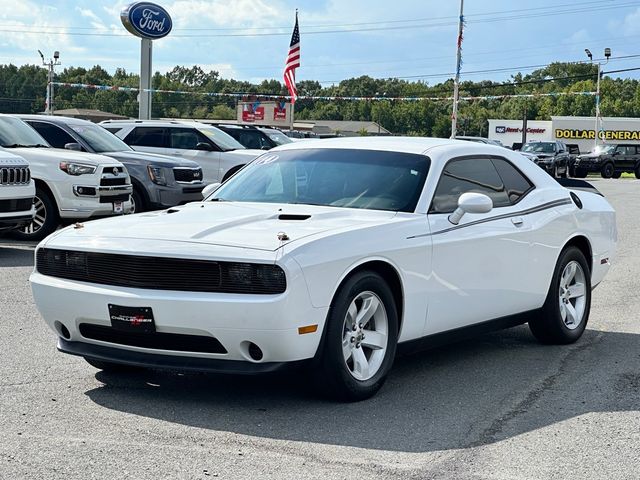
[{"x1": 30, "y1": 137, "x2": 617, "y2": 401}]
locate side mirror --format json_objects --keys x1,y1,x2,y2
[
  {"x1": 64, "y1": 142, "x2": 82, "y2": 151},
  {"x1": 201, "y1": 182, "x2": 221, "y2": 198},
  {"x1": 448, "y1": 192, "x2": 493, "y2": 225},
  {"x1": 196, "y1": 142, "x2": 213, "y2": 151}
]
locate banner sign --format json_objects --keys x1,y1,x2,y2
[{"x1": 556, "y1": 129, "x2": 640, "y2": 141}]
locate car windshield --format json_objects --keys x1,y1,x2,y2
[
  {"x1": 0, "y1": 116, "x2": 49, "y2": 148},
  {"x1": 262, "y1": 129, "x2": 293, "y2": 145},
  {"x1": 598, "y1": 145, "x2": 617, "y2": 154},
  {"x1": 70, "y1": 124, "x2": 131, "y2": 153},
  {"x1": 522, "y1": 142, "x2": 555, "y2": 153},
  {"x1": 210, "y1": 148, "x2": 430, "y2": 213},
  {"x1": 197, "y1": 127, "x2": 246, "y2": 151}
]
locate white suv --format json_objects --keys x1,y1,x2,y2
[
  {"x1": 0, "y1": 149, "x2": 35, "y2": 232},
  {"x1": 0, "y1": 115, "x2": 132, "y2": 240},
  {"x1": 101, "y1": 120, "x2": 263, "y2": 183}
]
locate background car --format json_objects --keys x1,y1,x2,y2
[
  {"x1": 101, "y1": 120, "x2": 263, "y2": 183},
  {"x1": 0, "y1": 149, "x2": 34, "y2": 232},
  {"x1": 574, "y1": 144, "x2": 640, "y2": 179},
  {"x1": 0, "y1": 115, "x2": 132, "y2": 240},
  {"x1": 455, "y1": 136, "x2": 505, "y2": 147},
  {"x1": 20, "y1": 115, "x2": 206, "y2": 213},
  {"x1": 521, "y1": 141, "x2": 570, "y2": 177},
  {"x1": 31, "y1": 137, "x2": 616, "y2": 401},
  {"x1": 215, "y1": 124, "x2": 293, "y2": 150}
]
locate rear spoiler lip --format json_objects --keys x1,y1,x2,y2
[{"x1": 555, "y1": 178, "x2": 604, "y2": 197}]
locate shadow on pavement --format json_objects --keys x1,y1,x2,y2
[
  {"x1": 0, "y1": 246, "x2": 35, "y2": 268},
  {"x1": 84, "y1": 326, "x2": 640, "y2": 453}
]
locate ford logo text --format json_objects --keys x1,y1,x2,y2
[{"x1": 120, "y1": 2, "x2": 172, "y2": 40}]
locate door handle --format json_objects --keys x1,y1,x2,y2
[{"x1": 511, "y1": 217, "x2": 524, "y2": 226}]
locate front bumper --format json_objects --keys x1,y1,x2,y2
[
  {"x1": 573, "y1": 160, "x2": 602, "y2": 172},
  {"x1": 148, "y1": 183, "x2": 205, "y2": 209},
  {"x1": 0, "y1": 206, "x2": 35, "y2": 230},
  {"x1": 30, "y1": 264, "x2": 327, "y2": 367}
]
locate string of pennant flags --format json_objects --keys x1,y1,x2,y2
[{"x1": 51, "y1": 81, "x2": 596, "y2": 103}]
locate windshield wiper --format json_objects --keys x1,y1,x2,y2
[
  {"x1": 33, "y1": 144, "x2": 48, "y2": 148},
  {"x1": 2, "y1": 143, "x2": 31, "y2": 148},
  {"x1": 222, "y1": 148, "x2": 237, "y2": 152}
]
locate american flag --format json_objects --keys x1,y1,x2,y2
[{"x1": 284, "y1": 12, "x2": 300, "y2": 103}]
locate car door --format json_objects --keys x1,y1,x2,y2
[
  {"x1": 618, "y1": 145, "x2": 634, "y2": 172},
  {"x1": 167, "y1": 127, "x2": 221, "y2": 183},
  {"x1": 124, "y1": 126, "x2": 169, "y2": 156},
  {"x1": 425, "y1": 156, "x2": 541, "y2": 335}
]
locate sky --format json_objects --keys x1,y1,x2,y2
[{"x1": 1, "y1": 0, "x2": 640, "y2": 86}]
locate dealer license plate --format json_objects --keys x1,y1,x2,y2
[
  {"x1": 108, "y1": 304, "x2": 156, "y2": 333},
  {"x1": 113, "y1": 201, "x2": 124, "y2": 214}
]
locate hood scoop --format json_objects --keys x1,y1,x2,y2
[{"x1": 278, "y1": 214, "x2": 311, "y2": 221}]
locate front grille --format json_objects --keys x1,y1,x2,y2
[
  {"x1": 36, "y1": 248, "x2": 287, "y2": 294},
  {"x1": 100, "y1": 177, "x2": 128, "y2": 186},
  {"x1": 0, "y1": 166, "x2": 30, "y2": 185},
  {"x1": 0, "y1": 198, "x2": 32, "y2": 213},
  {"x1": 79, "y1": 323, "x2": 227, "y2": 354},
  {"x1": 173, "y1": 168, "x2": 203, "y2": 183},
  {"x1": 99, "y1": 193, "x2": 130, "y2": 203}
]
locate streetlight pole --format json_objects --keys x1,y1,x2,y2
[
  {"x1": 38, "y1": 50, "x2": 61, "y2": 115},
  {"x1": 585, "y1": 47, "x2": 611, "y2": 151},
  {"x1": 450, "y1": 0, "x2": 464, "y2": 138}
]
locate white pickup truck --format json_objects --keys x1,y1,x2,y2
[
  {"x1": 0, "y1": 149, "x2": 35, "y2": 232},
  {"x1": 0, "y1": 115, "x2": 132, "y2": 241}
]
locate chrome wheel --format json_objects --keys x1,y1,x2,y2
[
  {"x1": 341, "y1": 291, "x2": 388, "y2": 381},
  {"x1": 558, "y1": 260, "x2": 587, "y2": 330},
  {"x1": 20, "y1": 196, "x2": 45, "y2": 234}
]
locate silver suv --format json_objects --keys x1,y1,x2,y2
[{"x1": 101, "y1": 120, "x2": 263, "y2": 183}]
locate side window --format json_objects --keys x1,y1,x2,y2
[
  {"x1": 491, "y1": 158, "x2": 534, "y2": 204},
  {"x1": 28, "y1": 122, "x2": 76, "y2": 148},
  {"x1": 238, "y1": 131, "x2": 266, "y2": 149},
  {"x1": 125, "y1": 127, "x2": 167, "y2": 147},
  {"x1": 168, "y1": 128, "x2": 204, "y2": 150},
  {"x1": 430, "y1": 158, "x2": 510, "y2": 213}
]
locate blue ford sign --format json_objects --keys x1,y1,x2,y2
[{"x1": 121, "y1": 2, "x2": 172, "y2": 39}]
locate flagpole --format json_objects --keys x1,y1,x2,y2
[{"x1": 450, "y1": 0, "x2": 464, "y2": 139}]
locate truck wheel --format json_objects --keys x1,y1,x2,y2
[
  {"x1": 635, "y1": 164, "x2": 640, "y2": 179},
  {"x1": 130, "y1": 187, "x2": 146, "y2": 213},
  {"x1": 12, "y1": 187, "x2": 59, "y2": 241},
  {"x1": 601, "y1": 162, "x2": 614, "y2": 178},
  {"x1": 612, "y1": 172, "x2": 622, "y2": 179}
]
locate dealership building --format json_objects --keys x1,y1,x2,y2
[{"x1": 488, "y1": 116, "x2": 640, "y2": 153}]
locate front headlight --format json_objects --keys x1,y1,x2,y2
[
  {"x1": 147, "y1": 165, "x2": 167, "y2": 185},
  {"x1": 59, "y1": 161, "x2": 97, "y2": 176}
]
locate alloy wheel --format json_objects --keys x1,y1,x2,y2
[
  {"x1": 20, "y1": 196, "x2": 45, "y2": 235},
  {"x1": 558, "y1": 260, "x2": 587, "y2": 330},
  {"x1": 341, "y1": 291, "x2": 389, "y2": 381}
]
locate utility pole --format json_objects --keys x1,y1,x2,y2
[
  {"x1": 38, "y1": 50, "x2": 60, "y2": 115},
  {"x1": 585, "y1": 47, "x2": 611, "y2": 151},
  {"x1": 450, "y1": 0, "x2": 464, "y2": 138}
]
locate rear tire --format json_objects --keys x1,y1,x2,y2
[
  {"x1": 635, "y1": 163, "x2": 640, "y2": 179},
  {"x1": 131, "y1": 187, "x2": 146, "y2": 213},
  {"x1": 314, "y1": 271, "x2": 398, "y2": 402},
  {"x1": 601, "y1": 162, "x2": 614, "y2": 178},
  {"x1": 11, "y1": 187, "x2": 58, "y2": 241},
  {"x1": 529, "y1": 246, "x2": 591, "y2": 344}
]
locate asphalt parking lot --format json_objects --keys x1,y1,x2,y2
[{"x1": 1, "y1": 179, "x2": 639, "y2": 480}]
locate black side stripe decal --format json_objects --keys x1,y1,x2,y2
[{"x1": 407, "y1": 197, "x2": 573, "y2": 239}]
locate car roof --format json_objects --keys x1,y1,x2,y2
[
  {"x1": 271, "y1": 136, "x2": 507, "y2": 156},
  {"x1": 17, "y1": 114, "x2": 94, "y2": 127}
]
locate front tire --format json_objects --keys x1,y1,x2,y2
[
  {"x1": 12, "y1": 187, "x2": 58, "y2": 241},
  {"x1": 601, "y1": 162, "x2": 615, "y2": 178},
  {"x1": 612, "y1": 171, "x2": 622, "y2": 179},
  {"x1": 131, "y1": 187, "x2": 146, "y2": 213},
  {"x1": 529, "y1": 246, "x2": 591, "y2": 344},
  {"x1": 315, "y1": 271, "x2": 398, "y2": 402}
]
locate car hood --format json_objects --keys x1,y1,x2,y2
[
  {"x1": 0, "y1": 149, "x2": 28, "y2": 166},
  {"x1": 105, "y1": 150, "x2": 200, "y2": 168},
  {"x1": 578, "y1": 155, "x2": 599, "y2": 160},
  {"x1": 12, "y1": 147, "x2": 122, "y2": 165},
  {"x1": 43, "y1": 202, "x2": 398, "y2": 253}
]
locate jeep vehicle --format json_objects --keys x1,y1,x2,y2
[
  {"x1": 0, "y1": 115, "x2": 132, "y2": 240},
  {"x1": 521, "y1": 141, "x2": 570, "y2": 177},
  {"x1": 0, "y1": 150, "x2": 35, "y2": 233},
  {"x1": 573, "y1": 144, "x2": 640, "y2": 179},
  {"x1": 101, "y1": 120, "x2": 263, "y2": 183},
  {"x1": 21, "y1": 115, "x2": 205, "y2": 213},
  {"x1": 214, "y1": 124, "x2": 293, "y2": 150}
]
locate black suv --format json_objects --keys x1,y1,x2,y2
[
  {"x1": 521, "y1": 141, "x2": 570, "y2": 178},
  {"x1": 573, "y1": 144, "x2": 640, "y2": 179},
  {"x1": 215, "y1": 125, "x2": 292, "y2": 150}
]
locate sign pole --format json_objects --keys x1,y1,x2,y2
[
  {"x1": 139, "y1": 38, "x2": 153, "y2": 120},
  {"x1": 290, "y1": 101, "x2": 295, "y2": 131},
  {"x1": 450, "y1": 0, "x2": 464, "y2": 138}
]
